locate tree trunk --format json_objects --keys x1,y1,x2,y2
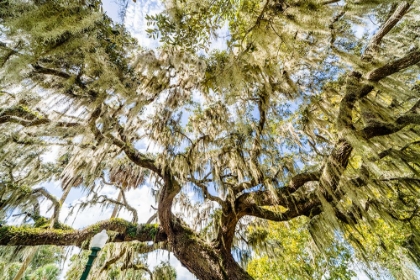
[
  {"x1": 166, "y1": 218, "x2": 253, "y2": 280},
  {"x1": 172, "y1": 232, "x2": 253, "y2": 280},
  {"x1": 158, "y1": 173, "x2": 253, "y2": 280},
  {"x1": 12, "y1": 247, "x2": 37, "y2": 280}
]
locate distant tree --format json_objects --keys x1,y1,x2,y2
[
  {"x1": 0, "y1": 1, "x2": 420, "y2": 279},
  {"x1": 247, "y1": 217, "x2": 355, "y2": 279},
  {"x1": 0, "y1": 246, "x2": 63, "y2": 280}
]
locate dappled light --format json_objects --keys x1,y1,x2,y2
[{"x1": 0, "y1": 0, "x2": 420, "y2": 279}]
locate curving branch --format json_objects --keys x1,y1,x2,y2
[
  {"x1": 119, "y1": 189, "x2": 139, "y2": 223},
  {"x1": 377, "y1": 140, "x2": 420, "y2": 159},
  {"x1": 0, "y1": 219, "x2": 166, "y2": 247},
  {"x1": 242, "y1": 199, "x2": 322, "y2": 222},
  {"x1": 234, "y1": 172, "x2": 322, "y2": 222},
  {"x1": 95, "y1": 194, "x2": 139, "y2": 224},
  {"x1": 146, "y1": 213, "x2": 157, "y2": 224},
  {"x1": 363, "y1": 2, "x2": 411, "y2": 57},
  {"x1": 288, "y1": 172, "x2": 321, "y2": 192},
  {"x1": 360, "y1": 103, "x2": 420, "y2": 139},
  {"x1": 360, "y1": 116, "x2": 420, "y2": 139},
  {"x1": 0, "y1": 41, "x2": 22, "y2": 67},
  {"x1": 83, "y1": 106, "x2": 161, "y2": 175},
  {"x1": 31, "y1": 63, "x2": 71, "y2": 79},
  {"x1": 31, "y1": 187, "x2": 61, "y2": 226},
  {"x1": 0, "y1": 106, "x2": 80, "y2": 127},
  {"x1": 190, "y1": 178, "x2": 225, "y2": 205},
  {"x1": 337, "y1": 72, "x2": 374, "y2": 131},
  {"x1": 322, "y1": 0, "x2": 340, "y2": 5},
  {"x1": 232, "y1": 136, "x2": 352, "y2": 231},
  {"x1": 100, "y1": 247, "x2": 127, "y2": 273},
  {"x1": 233, "y1": 170, "x2": 320, "y2": 196},
  {"x1": 366, "y1": 50, "x2": 420, "y2": 82},
  {"x1": 106, "y1": 132, "x2": 161, "y2": 175},
  {"x1": 122, "y1": 263, "x2": 153, "y2": 279},
  {"x1": 31, "y1": 63, "x2": 99, "y2": 98}
]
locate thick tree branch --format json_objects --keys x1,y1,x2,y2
[
  {"x1": 0, "y1": 106, "x2": 80, "y2": 127},
  {"x1": 364, "y1": 2, "x2": 411, "y2": 57},
  {"x1": 366, "y1": 50, "x2": 420, "y2": 82},
  {"x1": 0, "y1": 219, "x2": 166, "y2": 247},
  {"x1": 337, "y1": 72, "x2": 374, "y2": 131},
  {"x1": 242, "y1": 200, "x2": 322, "y2": 222},
  {"x1": 319, "y1": 139, "x2": 353, "y2": 198},
  {"x1": 191, "y1": 178, "x2": 224, "y2": 205},
  {"x1": 0, "y1": 41, "x2": 23, "y2": 67},
  {"x1": 106, "y1": 133, "x2": 161, "y2": 175},
  {"x1": 234, "y1": 171, "x2": 320, "y2": 196},
  {"x1": 219, "y1": 171, "x2": 322, "y2": 244},
  {"x1": 234, "y1": 137, "x2": 352, "y2": 224},
  {"x1": 377, "y1": 140, "x2": 420, "y2": 159},
  {"x1": 31, "y1": 63, "x2": 99, "y2": 98},
  {"x1": 157, "y1": 174, "x2": 182, "y2": 230},
  {"x1": 361, "y1": 112, "x2": 420, "y2": 139},
  {"x1": 235, "y1": 169, "x2": 321, "y2": 207},
  {"x1": 32, "y1": 63, "x2": 71, "y2": 79},
  {"x1": 100, "y1": 247, "x2": 127, "y2": 273},
  {"x1": 322, "y1": 0, "x2": 340, "y2": 5},
  {"x1": 288, "y1": 172, "x2": 321, "y2": 192},
  {"x1": 360, "y1": 119, "x2": 411, "y2": 139}
]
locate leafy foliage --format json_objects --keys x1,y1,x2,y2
[
  {"x1": 0, "y1": 0, "x2": 420, "y2": 279},
  {"x1": 0, "y1": 246, "x2": 63, "y2": 280},
  {"x1": 247, "y1": 217, "x2": 355, "y2": 280}
]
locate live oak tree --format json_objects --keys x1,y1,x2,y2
[{"x1": 1, "y1": 0, "x2": 420, "y2": 279}]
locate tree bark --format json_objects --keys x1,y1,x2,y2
[
  {"x1": 169, "y1": 219, "x2": 254, "y2": 280},
  {"x1": 156, "y1": 170, "x2": 254, "y2": 280},
  {"x1": 363, "y1": 2, "x2": 411, "y2": 56},
  {"x1": 12, "y1": 247, "x2": 37, "y2": 280},
  {"x1": 366, "y1": 50, "x2": 420, "y2": 82},
  {"x1": 0, "y1": 220, "x2": 166, "y2": 246}
]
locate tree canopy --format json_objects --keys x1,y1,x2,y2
[{"x1": 0, "y1": 0, "x2": 420, "y2": 279}]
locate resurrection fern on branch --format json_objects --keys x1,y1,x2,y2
[{"x1": 0, "y1": 0, "x2": 420, "y2": 279}]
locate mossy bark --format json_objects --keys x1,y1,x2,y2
[{"x1": 168, "y1": 219, "x2": 254, "y2": 280}]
